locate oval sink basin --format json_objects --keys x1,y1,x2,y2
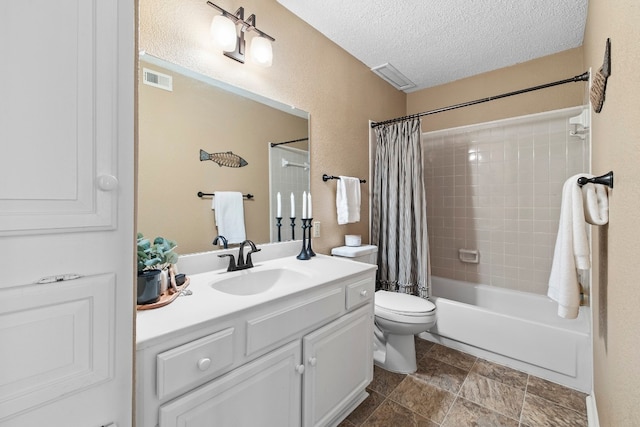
[{"x1": 210, "y1": 268, "x2": 311, "y2": 296}]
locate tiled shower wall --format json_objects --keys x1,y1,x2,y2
[
  {"x1": 269, "y1": 145, "x2": 309, "y2": 242},
  {"x1": 423, "y1": 107, "x2": 589, "y2": 295}
]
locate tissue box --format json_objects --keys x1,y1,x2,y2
[{"x1": 345, "y1": 235, "x2": 361, "y2": 247}]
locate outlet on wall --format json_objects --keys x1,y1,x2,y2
[{"x1": 313, "y1": 221, "x2": 321, "y2": 237}]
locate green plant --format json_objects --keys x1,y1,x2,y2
[{"x1": 137, "y1": 232, "x2": 178, "y2": 273}]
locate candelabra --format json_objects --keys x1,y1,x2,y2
[
  {"x1": 275, "y1": 217, "x2": 282, "y2": 242},
  {"x1": 296, "y1": 218, "x2": 316, "y2": 260},
  {"x1": 290, "y1": 217, "x2": 296, "y2": 240}
]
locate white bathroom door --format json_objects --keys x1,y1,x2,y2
[{"x1": 0, "y1": 1, "x2": 135, "y2": 426}]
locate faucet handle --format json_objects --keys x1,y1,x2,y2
[{"x1": 217, "y1": 253, "x2": 236, "y2": 272}]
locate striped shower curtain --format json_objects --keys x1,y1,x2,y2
[{"x1": 372, "y1": 118, "x2": 431, "y2": 298}]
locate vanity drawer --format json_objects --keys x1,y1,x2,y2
[
  {"x1": 157, "y1": 327, "x2": 234, "y2": 399},
  {"x1": 345, "y1": 277, "x2": 374, "y2": 310},
  {"x1": 246, "y1": 287, "x2": 343, "y2": 356}
]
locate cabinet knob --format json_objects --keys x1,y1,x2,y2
[
  {"x1": 295, "y1": 364, "x2": 305, "y2": 374},
  {"x1": 197, "y1": 358, "x2": 212, "y2": 371},
  {"x1": 97, "y1": 174, "x2": 118, "y2": 191},
  {"x1": 360, "y1": 290, "x2": 368, "y2": 297},
  {"x1": 308, "y1": 357, "x2": 317, "y2": 367}
]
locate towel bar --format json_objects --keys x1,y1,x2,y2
[
  {"x1": 322, "y1": 174, "x2": 366, "y2": 184},
  {"x1": 197, "y1": 192, "x2": 254, "y2": 199},
  {"x1": 577, "y1": 171, "x2": 613, "y2": 188}
]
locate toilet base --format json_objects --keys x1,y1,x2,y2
[{"x1": 373, "y1": 326, "x2": 418, "y2": 374}]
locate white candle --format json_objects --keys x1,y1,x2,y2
[
  {"x1": 307, "y1": 193, "x2": 312, "y2": 218},
  {"x1": 302, "y1": 191, "x2": 307, "y2": 219},
  {"x1": 276, "y1": 192, "x2": 282, "y2": 217},
  {"x1": 290, "y1": 192, "x2": 295, "y2": 217}
]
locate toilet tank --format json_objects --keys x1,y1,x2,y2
[{"x1": 331, "y1": 245, "x2": 378, "y2": 265}]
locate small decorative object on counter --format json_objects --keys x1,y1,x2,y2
[
  {"x1": 306, "y1": 218, "x2": 316, "y2": 257},
  {"x1": 297, "y1": 192, "x2": 315, "y2": 260},
  {"x1": 297, "y1": 219, "x2": 311, "y2": 260},
  {"x1": 136, "y1": 233, "x2": 182, "y2": 307},
  {"x1": 137, "y1": 265, "x2": 191, "y2": 311}
]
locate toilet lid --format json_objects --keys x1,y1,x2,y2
[{"x1": 375, "y1": 290, "x2": 435, "y2": 315}]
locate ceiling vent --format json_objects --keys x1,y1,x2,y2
[
  {"x1": 371, "y1": 63, "x2": 416, "y2": 91},
  {"x1": 143, "y1": 68, "x2": 173, "y2": 91}
]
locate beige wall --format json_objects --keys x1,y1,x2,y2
[
  {"x1": 139, "y1": 0, "x2": 405, "y2": 253},
  {"x1": 138, "y1": 63, "x2": 307, "y2": 253},
  {"x1": 407, "y1": 48, "x2": 586, "y2": 132},
  {"x1": 584, "y1": 1, "x2": 640, "y2": 425}
]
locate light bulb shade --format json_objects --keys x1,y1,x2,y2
[
  {"x1": 250, "y1": 36, "x2": 273, "y2": 67},
  {"x1": 210, "y1": 15, "x2": 237, "y2": 52}
]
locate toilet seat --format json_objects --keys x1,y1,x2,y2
[{"x1": 375, "y1": 290, "x2": 436, "y2": 324}]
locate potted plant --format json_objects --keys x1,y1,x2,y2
[{"x1": 137, "y1": 233, "x2": 178, "y2": 305}]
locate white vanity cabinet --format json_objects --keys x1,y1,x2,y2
[{"x1": 136, "y1": 266, "x2": 375, "y2": 427}]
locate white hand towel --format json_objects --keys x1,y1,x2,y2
[
  {"x1": 548, "y1": 174, "x2": 596, "y2": 319},
  {"x1": 582, "y1": 182, "x2": 609, "y2": 225},
  {"x1": 212, "y1": 191, "x2": 246, "y2": 244},
  {"x1": 336, "y1": 176, "x2": 361, "y2": 225}
]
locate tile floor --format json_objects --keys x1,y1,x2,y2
[{"x1": 339, "y1": 338, "x2": 588, "y2": 427}]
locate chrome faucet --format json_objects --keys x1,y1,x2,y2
[
  {"x1": 217, "y1": 239, "x2": 261, "y2": 272},
  {"x1": 213, "y1": 235, "x2": 228, "y2": 249}
]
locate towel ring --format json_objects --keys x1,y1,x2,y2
[{"x1": 577, "y1": 171, "x2": 613, "y2": 188}]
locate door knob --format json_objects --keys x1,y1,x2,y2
[
  {"x1": 360, "y1": 290, "x2": 368, "y2": 297},
  {"x1": 308, "y1": 357, "x2": 317, "y2": 367},
  {"x1": 97, "y1": 174, "x2": 118, "y2": 191},
  {"x1": 295, "y1": 364, "x2": 305, "y2": 374}
]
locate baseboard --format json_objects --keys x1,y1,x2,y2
[{"x1": 587, "y1": 393, "x2": 600, "y2": 427}]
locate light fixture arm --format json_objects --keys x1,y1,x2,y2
[{"x1": 206, "y1": 2, "x2": 275, "y2": 41}]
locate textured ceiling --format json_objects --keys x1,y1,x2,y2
[{"x1": 276, "y1": 0, "x2": 588, "y2": 92}]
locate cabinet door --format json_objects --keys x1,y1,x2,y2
[
  {"x1": 302, "y1": 305, "x2": 373, "y2": 427},
  {"x1": 160, "y1": 341, "x2": 302, "y2": 427}
]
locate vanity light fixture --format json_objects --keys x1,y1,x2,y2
[{"x1": 207, "y1": 1, "x2": 275, "y2": 67}]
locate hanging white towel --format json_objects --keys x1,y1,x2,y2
[
  {"x1": 582, "y1": 181, "x2": 609, "y2": 225},
  {"x1": 212, "y1": 191, "x2": 246, "y2": 244},
  {"x1": 336, "y1": 176, "x2": 361, "y2": 225},
  {"x1": 548, "y1": 174, "x2": 609, "y2": 319}
]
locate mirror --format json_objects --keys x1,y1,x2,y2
[{"x1": 137, "y1": 54, "x2": 309, "y2": 254}]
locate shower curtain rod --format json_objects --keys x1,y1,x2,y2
[
  {"x1": 370, "y1": 71, "x2": 590, "y2": 128},
  {"x1": 270, "y1": 137, "x2": 309, "y2": 147}
]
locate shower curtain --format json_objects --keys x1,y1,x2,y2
[{"x1": 372, "y1": 118, "x2": 431, "y2": 298}]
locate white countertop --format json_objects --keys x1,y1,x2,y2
[{"x1": 136, "y1": 254, "x2": 376, "y2": 349}]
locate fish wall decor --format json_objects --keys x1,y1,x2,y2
[{"x1": 199, "y1": 149, "x2": 248, "y2": 168}]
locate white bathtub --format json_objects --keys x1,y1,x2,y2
[{"x1": 420, "y1": 276, "x2": 592, "y2": 392}]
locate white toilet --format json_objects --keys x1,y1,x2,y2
[{"x1": 331, "y1": 245, "x2": 437, "y2": 374}]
